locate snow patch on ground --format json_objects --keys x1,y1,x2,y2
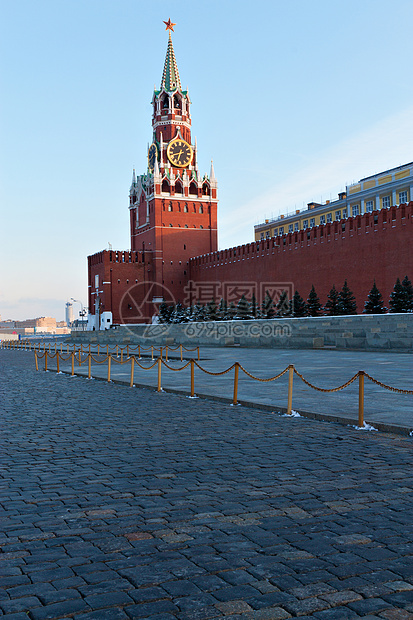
[
  {"x1": 282, "y1": 410, "x2": 301, "y2": 417},
  {"x1": 352, "y1": 422, "x2": 378, "y2": 431}
]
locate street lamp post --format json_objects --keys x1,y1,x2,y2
[{"x1": 71, "y1": 298, "x2": 85, "y2": 331}]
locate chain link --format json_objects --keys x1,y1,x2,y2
[
  {"x1": 363, "y1": 371, "x2": 413, "y2": 394},
  {"x1": 293, "y1": 368, "x2": 359, "y2": 392},
  {"x1": 238, "y1": 365, "x2": 289, "y2": 382}
]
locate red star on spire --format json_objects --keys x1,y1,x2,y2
[{"x1": 163, "y1": 18, "x2": 176, "y2": 32}]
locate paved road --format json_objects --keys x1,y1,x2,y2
[
  {"x1": 47, "y1": 345, "x2": 413, "y2": 433},
  {"x1": 1, "y1": 349, "x2": 413, "y2": 619}
]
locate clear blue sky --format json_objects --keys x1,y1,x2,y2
[{"x1": 2, "y1": 0, "x2": 413, "y2": 320}]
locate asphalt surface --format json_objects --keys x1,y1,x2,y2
[
  {"x1": 46, "y1": 344, "x2": 413, "y2": 433},
  {"x1": 1, "y1": 349, "x2": 413, "y2": 620}
]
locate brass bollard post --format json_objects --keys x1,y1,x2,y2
[
  {"x1": 88, "y1": 344, "x2": 91, "y2": 355},
  {"x1": 107, "y1": 355, "x2": 112, "y2": 382},
  {"x1": 97, "y1": 343, "x2": 100, "y2": 355},
  {"x1": 138, "y1": 344, "x2": 141, "y2": 359},
  {"x1": 151, "y1": 346, "x2": 154, "y2": 360},
  {"x1": 165, "y1": 346, "x2": 168, "y2": 362},
  {"x1": 34, "y1": 351, "x2": 39, "y2": 371},
  {"x1": 197, "y1": 346, "x2": 200, "y2": 361},
  {"x1": 120, "y1": 348, "x2": 123, "y2": 363},
  {"x1": 358, "y1": 371, "x2": 365, "y2": 427},
  {"x1": 180, "y1": 344, "x2": 183, "y2": 362},
  {"x1": 190, "y1": 359, "x2": 195, "y2": 397},
  {"x1": 233, "y1": 362, "x2": 239, "y2": 405},
  {"x1": 130, "y1": 356, "x2": 135, "y2": 387},
  {"x1": 56, "y1": 352, "x2": 60, "y2": 374},
  {"x1": 157, "y1": 357, "x2": 162, "y2": 392},
  {"x1": 67, "y1": 343, "x2": 69, "y2": 354},
  {"x1": 116, "y1": 344, "x2": 119, "y2": 357},
  {"x1": 45, "y1": 351, "x2": 48, "y2": 372},
  {"x1": 71, "y1": 352, "x2": 75, "y2": 376},
  {"x1": 106, "y1": 344, "x2": 109, "y2": 356},
  {"x1": 287, "y1": 364, "x2": 294, "y2": 415},
  {"x1": 127, "y1": 345, "x2": 129, "y2": 357},
  {"x1": 88, "y1": 354, "x2": 91, "y2": 379},
  {"x1": 54, "y1": 342, "x2": 57, "y2": 353}
]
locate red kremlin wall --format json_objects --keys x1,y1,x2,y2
[{"x1": 189, "y1": 203, "x2": 413, "y2": 311}]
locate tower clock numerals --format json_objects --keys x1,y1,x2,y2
[
  {"x1": 148, "y1": 143, "x2": 157, "y2": 171},
  {"x1": 167, "y1": 138, "x2": 193, "y2": 168}
]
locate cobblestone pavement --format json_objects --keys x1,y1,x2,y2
[{"x1": 1, "y1": 349, "x2": 413, "y2": 620}]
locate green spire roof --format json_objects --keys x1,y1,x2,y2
[{"x1": 161, "y1": 31, "x2": 181, "y2": 92}]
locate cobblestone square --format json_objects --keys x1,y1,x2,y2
[{"x1": 1, "y1": 350, "x2": 413, "y2": 619}]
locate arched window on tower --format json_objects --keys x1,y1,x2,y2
[
  {"x1": 173, "y1": 94, "x2": 181, "y2": 110},
  {"x1": 175, "y1": 179, "x2": 183, "y2": 195},
  {"x1": 161, "y1": 93, "x2": 169, "y2": 109},
  {"x1": 199, "y1": 205, "x2": 203, "y2": 214},
  {"x1": 202, "y1": 183, "x2": 210, "y2": 196},
  {"x1": 184, "y1": 203, "x2": 188, "y2": 212},
  {"x1": 189, "y1": 182, "x2": 197, "y2": 196},
  {"x1": 162, "y1": 179, "x2": 170, "y2": 193}
]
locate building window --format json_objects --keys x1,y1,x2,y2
[
  {"x1": 199, "y1": 205, "x2": 203, "y2": 214},
  {"x1": 184, "y1": 203, "x2": 188, "y2": 212},
  {"x1": 168, "y1": 202, "x2": 173, "y2": 212},
  {"x1": 327, "y1": 213, "x2": 332, "y2": 223},
  {"x1": 303, "y1": 220, "x2": 308, "y2": 229},
  {"x1": 310, "y1": 218, "x2": 315, "y2": 228},
  {"x1": 184, "y1": 224, "x2": 188, "y2": 228},
  {"x1": 169, "y1": 223, "x2": 173, "y2": 227},
  {"x1": 288, "y1": 224, "x2": 293, "y2": 233},
  {"x1": 260, "y1": 233, "x2": 264, "y2": 240},
  {"x1": 382, "y1": 196, "x2": 390, "y2": 208},
  {"x1": 266, "y1": 230, "x2": 270, "y2": 238},
  {"x1": 320, "y1": 215, "x2": 326, "y2": 225},
  {"x1": 399, "y1": 190, "x2": 408, "y2": 204},
  {"x1": 335, "y1": 210, "x2": 341, "y2": 221},
  {"x1": 200, "y1": 225, "x2": 204, "y2": 229},
  {"x1": 273, "y1": 228, "x2": 278, "y2": 236},
  {"x1": 366, "y1": 200, "x2": 373, "y2": 212},
  {"x1": 352, "y1": 205, "x2": 360, "y2": 217},
  {"x1": 294, "y1": 222, "x2": 299, "y2": 231},
  {"x1": 278, "y1": 226, "x2": 283, "y2": 235},
  {"x1": 342, "y1": 209, "x2": 347, "y2": 218}
]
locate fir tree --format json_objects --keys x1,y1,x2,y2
[
  {"x1": 306, "y1": 285, "x2": 323, "y2": 317},
  {"x1": 363, "y1": 281, "x2": 386, "y2": 314},
  {"x1": 389, "y1": 278, "x2": 410, "y2": 313},
  {"x1": 205, "y1": 299, "x2": 219, "y2": 321},
  {"x1": 324, "y1": 285, "x2": 341, "y2": 316},
  {"x1": 235, "y1": 295, "x2": 252, "y2": 320},
  {"x1": 218, "y1": 298, "x2": 227, "y2": 320},
  {"x1": 338, "y1": 280, "x2": 357, "y2": 315},
  {"x1": 292, "y1": 291, "x2": 307, "y2": 317},
  {"x1": 276, "y1": 290, "x2": 291, "y2": 317},
  {"x1": 261, "y1": 291, "x2": 275, "y2": 319},
  {"x1": 171, "y1": 302, "x2": 186, "y2": 323},
  {"x1": 250, "y1": 293, "x2": 259, "y2": 319},
  {"x1": 225, "y1": 301, "x2": 237, "y2": 320},
  {"x1": 159, "y1": 302, "x2": 172, "y2": 323},
  {"x1": 401, "y1": 275, "x2": 413, "y2": 312}
]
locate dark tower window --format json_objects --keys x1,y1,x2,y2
[
  {"x1": 184, "y1": 203, "x2": 188, "y2": 212},
  {"x1": 161, "y1": 94, "x2": 169, "y2": 109},
  {"x1": 199, "y1": 205, "x2": 203, "y2": 214},
  {"x1": 202, "y1": 183, "x2": 210, "y2": 196},
  {"x1": 162, "y1": 179, "x2": 170, "y2": 193},
  {"x1": 189, "y1": 182, "x2": 197, "y2": 195},
  {"x1": 175, "y1": 179, "x2": 183, "y2": 194},
  {"x1": 173, "y1": 95, "x2": 181, "y2": 109}
]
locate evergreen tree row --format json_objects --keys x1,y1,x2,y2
[{"x1": 158, "y1": 276, "x2": 413, "y2": 323}]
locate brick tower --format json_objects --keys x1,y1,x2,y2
[
  {"x1": 129, "y1": 19, "x2": 218, "y2": 310},
  {"x1": 87, "y1": 20, "x2": 218, "y2": 326}
]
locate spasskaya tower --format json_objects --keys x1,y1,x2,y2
[{"x1": 128, "y1": 19, "x2": 218, "y2": 306}]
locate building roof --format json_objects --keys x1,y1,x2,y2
[{"x1": 161, "y1": 31, "x2": 181, "y2": 92}]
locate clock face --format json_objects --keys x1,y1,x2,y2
[
  {"x1": 148, "y1": 143, "x2": 157, "y2": 171},
  {"x1": 167, "y1": 138, "x2": 193, "y2": 168}
]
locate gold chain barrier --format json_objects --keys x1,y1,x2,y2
[{"x1": 5, "y1": 341, "x2": 413, "y2": 429}]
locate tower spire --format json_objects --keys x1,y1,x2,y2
[{"x1": 161, "y1": 21, "x2": 181, "y2": 92}]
